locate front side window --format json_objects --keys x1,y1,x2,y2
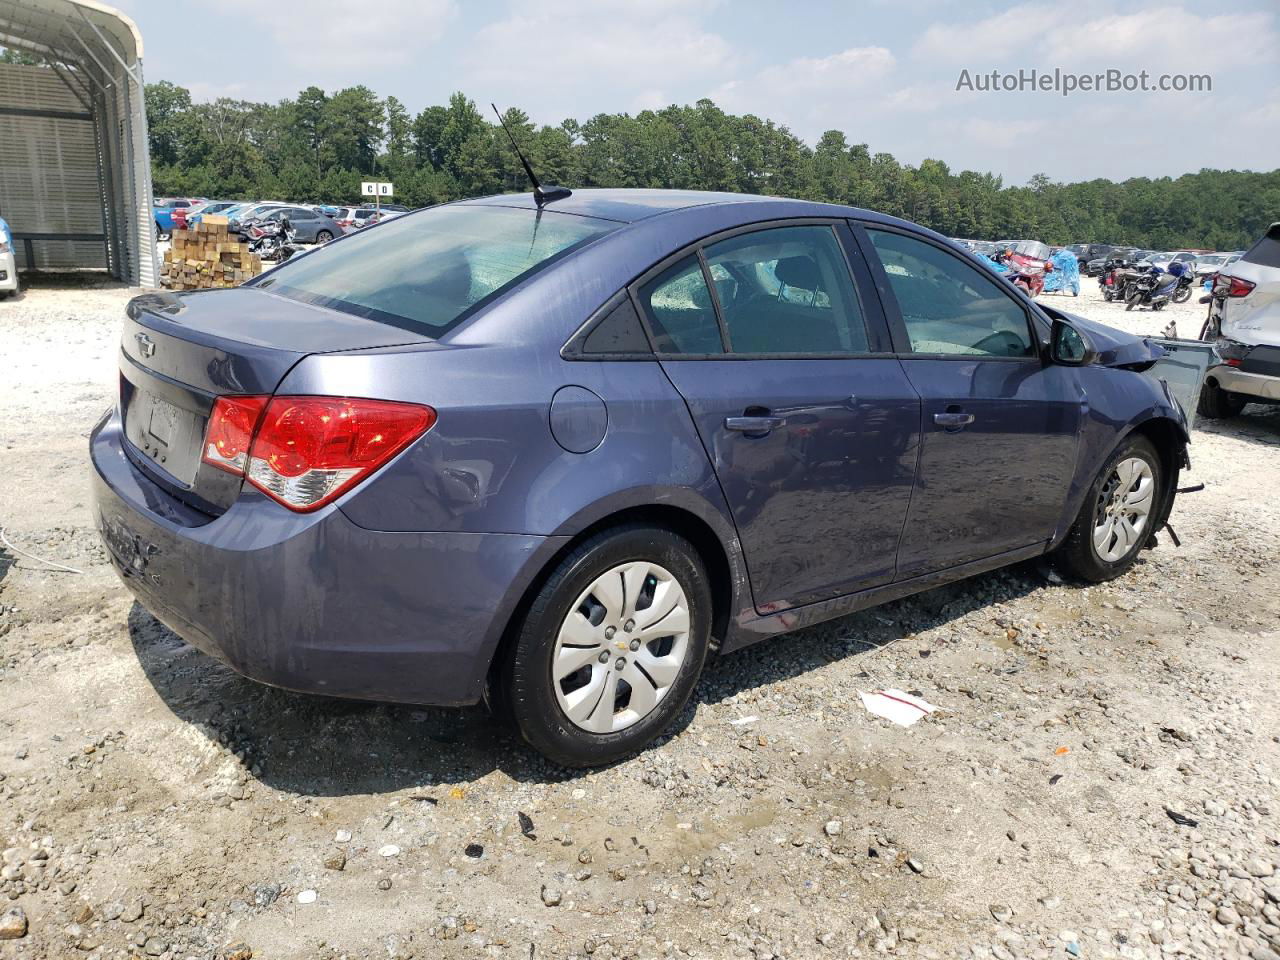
[
  {"x1": 704, "y1": 225, "x2": 869, "y2": 355},
  {"x1": 868, "y1": 229, "x2": 1035, "y2": 358},
  {"x1": 636, "y1": 256, "x2": 724, "y2": 354},
  {"x1": 258, "y1": 204, "x2": 616, "y2": 337}
]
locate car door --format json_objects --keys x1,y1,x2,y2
[
  {"x1": 631, "y1": 221, "x2": 922, "y2": 612},
  {"x1": 856, "y1": 223, "x2": 1082, "y2": 579}
]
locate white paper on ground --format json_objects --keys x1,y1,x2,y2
[{"x1": 858, "y1": 689, "x2": 937, "y2": 727}]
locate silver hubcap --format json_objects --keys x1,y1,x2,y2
[
  {"x1": 552, "y1": 561, "x2": 691, "y2": 734},
  {"x1": 1093, "y1": 456, "x2": 1155, "y2": 562}
]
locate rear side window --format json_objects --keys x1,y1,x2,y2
[
  {"x1": 867, "y1": 229, "x2": 1035, "y2": 358},
  {"x1": 1242, "y1": 224, "x2": 1280, "y2": 268},
  {"x1": 703, "y1": 225, "x2": 869, "y2": 355},
  {"x1": 259, "y1": 204, "x2": 616, "y2": 337},
  {"x1": 636, "y1": 256, "x2": 724, "y2": 354}
]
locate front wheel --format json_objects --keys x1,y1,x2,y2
[
  {"x1": 1054, "y1": 435, "x2": 1163, "y2": 582},
  {"x1": 155, "y1": 221, "x2": 170, "y2": 241},
  {"x1": 1126, "y1": 290, "x2": 1143, "y2": 311},
  {"x1": 500, "y1": 525, "x2": 712, "y2": 767}
]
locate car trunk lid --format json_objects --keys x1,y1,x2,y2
[{"x1": 119, "y1": 289, "x2": 432, "y2": 517}]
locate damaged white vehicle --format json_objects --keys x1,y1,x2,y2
[{"x1": 1199, "y1": 222, "x2": 1280, "y2": 419}]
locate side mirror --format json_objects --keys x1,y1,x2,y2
[{"x1": 1050, "y1": 317, "x2": 1097, "y2": 366}]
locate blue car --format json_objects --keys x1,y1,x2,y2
[{"x1": 92, "y1": 189, "x2": 1190, "y2": 766}]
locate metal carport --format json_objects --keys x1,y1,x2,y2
[{"x1": 0, "y1": 0, "x2": 156, "y2": 285}]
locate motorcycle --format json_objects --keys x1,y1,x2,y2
[
  {"x1": 1124, "y1": 263, "x2": 1184, "y2": 311},
  {"x1": 1172, "y1": 270, "x2": 1194, "y2": 304},
  {"x1": 994, "y1": 240, "x2": 1054, "y2": 297},
  {"x1": 1099, "y1": 254, "x2": 1141, "y2": 302},
  {"x1": 246, "y1": 217, "x2": 301, "y2": 263}
]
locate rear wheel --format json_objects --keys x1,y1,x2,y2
[
  {"x1": 1173, "y1": 285, "x2": 1191, "y2": 303},
  {"x1": 315, "y1": 229, "x2": 334, "y2": 243},
  {"x1": 1055, "y1": 435, "x2": 1162, "y2": 583},
  {"x1": 1197, "y1": 379, "x2": 1247, "y2": 420},
  {"x1": 155, "y1": 221, "x2": 170, "y2": 241},
  {"x1": 501, "y1": 525, "x2": 711, "y2": 767}
]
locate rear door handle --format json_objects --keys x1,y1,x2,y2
[
  {"x1": 933, "y1": 412, "x2": 975, "y2": 428},
  {"x1": 725, "y1": 415, "x2": 786, "y2": 434}
]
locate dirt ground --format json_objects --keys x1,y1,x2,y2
[{"x1": 1, "y1": 275, "x2": 1278, "y2": 960}]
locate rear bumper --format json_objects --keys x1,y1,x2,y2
[
  {"x1": 90, "y1": 407, "x2": 563, "y2": 705},
  {"x1": 0, "y1": 250, "x2": 17, "y2": 290},
  {"x1": 1209, "y1": 364, "x2": 1280, "y2": 402}
]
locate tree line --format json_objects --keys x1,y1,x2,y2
[{"x1": 140, "y1": 79, "x2": 1279, "y2": 250}]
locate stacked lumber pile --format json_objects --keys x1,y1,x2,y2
[{"x1": 159, "y1": 215, "x2": 262, "y2": 290}]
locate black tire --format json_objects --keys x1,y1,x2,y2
[
  {"x1": 315, "y1": 230, "x2": 334, "y2": 243},
  {"x1": 1197, "y1": 379, "x2": 1247, "y2": 420},
  {"x1": 155, "y1": 221, "x2": 171, "y2": 241},
  {"x1": 500, "y1": 524, "x2": 712, "y2": 768},
  {"x1": 1126, "y1": 290, "x2": 1142, "y2": 311},
  {"x1": 1173, "y1": 286, "x2": 1191, "y2": 304},
  {"x1": 1054, "y1": 435, "x2": 1163, "y2": 583}
]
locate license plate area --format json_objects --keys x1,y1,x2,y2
[{"x1": 122, "y1": 380, "x2": 208, "y2": 488}]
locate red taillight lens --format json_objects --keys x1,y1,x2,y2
[
  {"x1": 1227, "y1": 276, "x2": 1255, "y2": 298},
  {"x1": 202, "y1": 395, "x2": 270, "y2": 474},
  {"x1": 1215, "y1": 274, "x2": 1255, "y2": 298},
  {"x1": 244, "y1": 397, "x2": 435, "y2": 512}
]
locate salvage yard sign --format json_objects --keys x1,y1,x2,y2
[{"x1": 360, "y1": 181, "x2": 394, "y2": 216}]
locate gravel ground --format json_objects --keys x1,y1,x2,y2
[{"x1": 1, "y1": 275, "x2": 1278, "y2": 960}]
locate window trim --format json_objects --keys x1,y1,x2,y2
[
  {"x1": 625, "y1": 217, "x2": 894, "y2": 362},
  {"x1": 851, "y1": 220, "x2": 1051, "y2": 363}
]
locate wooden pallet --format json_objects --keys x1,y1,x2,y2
[{"x1": 159, "y1": 216, "x2": 262, "y2": 291}]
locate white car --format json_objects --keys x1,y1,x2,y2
[
  {"x1": 1199, "y1": 223, "x2": 1280, "y2": 418},
  {"x1": 0, "y1": 224, "x2": 18, "y2": 298}
]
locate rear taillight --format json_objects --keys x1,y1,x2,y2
[
  {"x1": 1215, "y1": 274, "x2": 1255, "y2": 298},
  {"x1": 203, "y1": 395, "x2": 270, "y2": 475},
  {"x1": 202, "y1": 395, "x2": 436, "y2": 512}
]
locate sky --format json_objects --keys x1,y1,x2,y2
[{"x1": 113, "y1": 0, "x2": 1280, "y2": 186}]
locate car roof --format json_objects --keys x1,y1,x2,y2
[{"x1": 461, "y1": 188, "x2": 787, "y2": 223}]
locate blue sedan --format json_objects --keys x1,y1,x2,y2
[{"x1": 92, "y1": 189, "x2": 1189, "y2": 766}]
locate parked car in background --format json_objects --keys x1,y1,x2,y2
[
  {"x1": 153, "y1": 198, "x2": 199, "y2": 240},
  {"x1": 1145, "y1": 251, "x2": 1198, "y2": 273},
  {"x1": 1193, "y1": 253, "x2": 1230, "y2": 280},
  {"x1": 227, "y1": 203, "x2": 293, "y2": 235},
  {"x1": 1085, "y1": 248, "x2": 1138, "y2": 276},
  {"x1": 247, "y1": 205, "x2": 342, "y2": 243},
  {"x1": 93, "y1": 188, "x2": 1191, "y2": 766},
  {"x1": 1067, "y1": 243, "x2": 1116, "y2": 270},
  {"x1": 1199, "y1": 222, "x2": 1280, "y2": 418},
  {"x1": 333, "y1": 206, "x2": 383, "y2": 232},
  {"x1": 179, "y1": 200, "x2": 239, "y2": 230},
  {"x1": 191, "y1": 202, "x2": 252, "y2": 229},
  {"x1": 0, "y1": 214, "x2": 18, "y2": 298}
]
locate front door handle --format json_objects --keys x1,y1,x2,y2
[
  {"x1": 933, "y1": 411, "x2": 976, "y2": 428},
  {"x1": 725, "y1": 415, "x2": 786, "y2": 434}
]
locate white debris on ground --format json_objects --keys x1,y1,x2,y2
[{"x1": 0, "y1": 277, "x2": 1278, "y2": 960}]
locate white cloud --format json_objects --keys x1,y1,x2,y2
[
  {"x1": 1043, "y1": 9, "x2": 1277, "y2": 71},
  {"x1": 709, "y1": 46, "x2": 895, "y2": 134},
  {"x1": 219, "y1": 0, "x2": 458, "y2": 70},
  {"x1": 463, "y1": 0, "x2": 732, "y2": 122},
  {"x1": 913, "y1": 4, "x2": 1046, "y2": 65}
]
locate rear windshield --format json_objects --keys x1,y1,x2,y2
[
  {"x1": 1242, "y1": 224, "x2": 1280, "y2": 268},
  {"x1": 257, "y1": 204, "x2": 617, "y2": 336}
]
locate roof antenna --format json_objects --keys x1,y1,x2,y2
[{"x1": 491, "y1": 103, "x2": 572, "y2": 207}]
